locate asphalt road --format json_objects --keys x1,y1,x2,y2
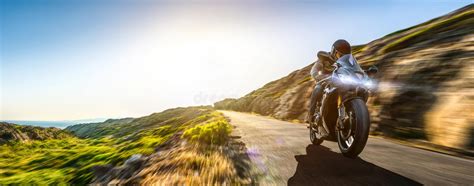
[{"x1": 220, "y1": 111, "x2": 474, "y2": 185}]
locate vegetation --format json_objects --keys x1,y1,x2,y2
[
  {"x1": 382, "y1": 9, "x2": 473, "y2": 53},
  {"x1": 0, "y1": 126, "x2": 171, "y2": 184},
  {"x1": 65, "y1": 107, "x2": 215, "y2": 138},
  {"x1": 136, "y1": 144, "x2": 246, "y2": 185},
  {"x1": 183, "y1": 120, "x2": 232, "y2": 145},
  {"x1": 0, "y1": 106, "x2": 235, "y2": 185}
]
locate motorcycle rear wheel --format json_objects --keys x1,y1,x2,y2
[{"x1": 337, "y1": 99, "x2": 370, "y2": 158}]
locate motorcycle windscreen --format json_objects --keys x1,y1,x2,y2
[{"x1": 335, "y1": 54, "x2": 366, "y2": 80}]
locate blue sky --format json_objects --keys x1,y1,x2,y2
[{"x1": 1, "y1": 0, "x2": 471, "y2": 120}]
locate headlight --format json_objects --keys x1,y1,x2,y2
[
  {"x1": 339, "y1": 74, "x2": 359, "y2": 84},
  {"x1": 339, "y1": 74, "x2": 375, "y2": 88},
  {"x1": 363, "y1": 80, "x2": 374, "y2": 88}
]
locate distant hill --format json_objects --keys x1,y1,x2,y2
[
  {"x1": 215, "y1": 5, "x2": 474, "y2": 150},
  {"x1": 0, "y1": 122, "x2": 72, "y2": 144},
  {"x1": 65, "y1": 107, "x2": 214, "y2": 138}
]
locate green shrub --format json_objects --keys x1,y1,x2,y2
[{"x1": 182, "y1": 120, "x2": 232, "y2": 145}]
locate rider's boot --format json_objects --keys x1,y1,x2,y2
[
  {"x1": 305, "y1": 101, "x2": 321, "y2": 124},
  {"x1": 305, "y1": 114, "x2": 313, "y2": 125}
]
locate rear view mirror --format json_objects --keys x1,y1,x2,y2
[{"x1": 366, "y1": 66, "x2": 378, "y2": 77}]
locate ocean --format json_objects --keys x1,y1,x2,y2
[{"x1": 2, "y1": 119, "x2": 107, "y2": 129}]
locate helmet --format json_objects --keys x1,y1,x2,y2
[{"x1": 331, "y1": 39, "x2": 351, "y2": 56}]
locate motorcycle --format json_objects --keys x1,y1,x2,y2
[{"x1": 309, "y1": 54, "x2": 378, "y2": 158}]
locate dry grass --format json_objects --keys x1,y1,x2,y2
[
  {"x1": 136, "y1": 145, "x2": 247, "y2": 185},
  {"x1": 90, "y1": 110, "x2": 253, "y2": 185}
]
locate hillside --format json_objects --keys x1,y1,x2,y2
[
  {"x1": 1, "y1": 106, "x2": 251, "y2": 185},
  {"x1": 0, "y1": 122, "x2": 72, "y2": 144},
  {"x1": 64, "y1": 118, "x2": 134, "y2": 138},
  {"x1": 215, "y1": 5, "x2": 474, "y2": 150},
  {"x1": 65, "y1": 107, "x2": 216, "y2": 139}
]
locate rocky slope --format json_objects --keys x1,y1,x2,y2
[
  {"x1": 0, "y1": 122, "x2": 72, "y2": 144},
  {"x1": 215, "y1": 5, "x2": 474, "y2": 150}
]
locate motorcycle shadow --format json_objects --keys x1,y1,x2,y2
[{"x1": 288, "y1": 145, "x2": 421, "y2": 186}]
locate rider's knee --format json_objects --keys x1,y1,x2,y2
[{"x1": 314, "y1": 84, "x2": 323, "y2": 92}]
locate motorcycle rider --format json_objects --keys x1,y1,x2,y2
[{"x1": 306, "y1": 39, "x2": 352, "y2": 123}]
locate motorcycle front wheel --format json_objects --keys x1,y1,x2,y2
[{"x1": 337, "y1": 98, "x2": 370, "y2": 158}]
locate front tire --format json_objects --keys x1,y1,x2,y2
[{"x1": 337, "y1": 99, "x2": 370, "y2": 158}]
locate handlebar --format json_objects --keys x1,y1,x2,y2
[{"x1": 316, "y1": 76, "x2": 332, "y2": 85}]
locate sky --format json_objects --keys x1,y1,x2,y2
[{"x1": 1, "y1": 0, "x2": 471, "y2": 120}]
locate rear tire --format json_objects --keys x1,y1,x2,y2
[{"x1": 337, "y1": 99, "x2": 370, "y2": 158}]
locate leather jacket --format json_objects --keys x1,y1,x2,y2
[{"x1": 310, "y1": 51, "x2": 336, "y2": 81}]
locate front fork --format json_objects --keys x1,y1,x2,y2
[
  {"x1": 337, "y1": 95, "x2": 346, "y2": 130},
  {"x1": 314, "y1": 95, "x2": 346, "y2": 138}
]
